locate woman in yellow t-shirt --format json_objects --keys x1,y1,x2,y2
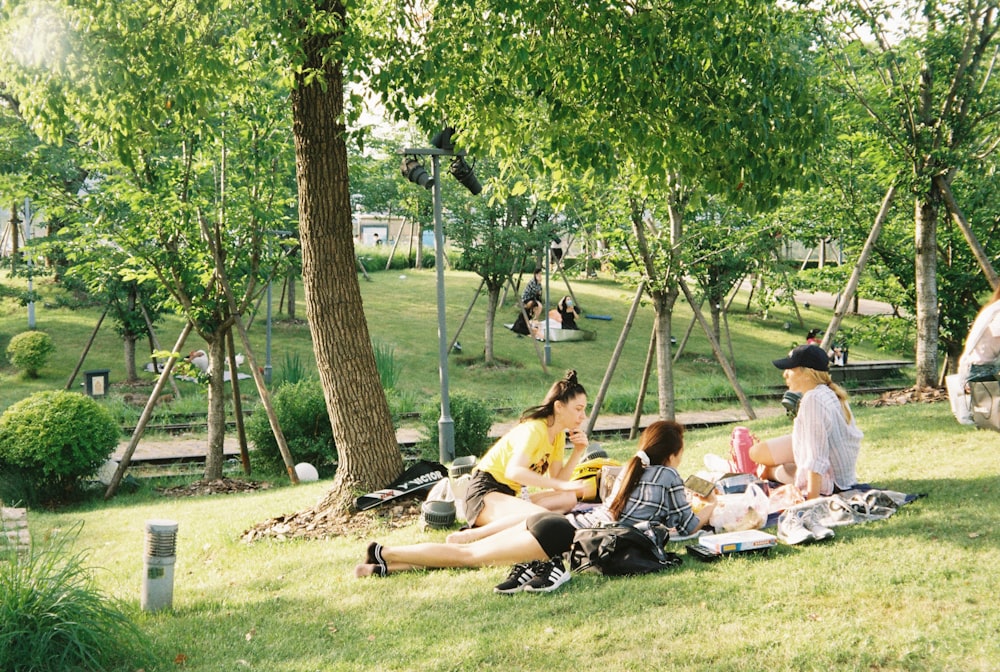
[{"x1": 446, "y1": 370, "x2": 590, "y2": 544}]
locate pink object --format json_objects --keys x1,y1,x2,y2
[{"x1": 729, "y1": 426, "x2": 758, "y2": 475}]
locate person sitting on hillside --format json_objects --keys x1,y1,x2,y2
[
  {"x1": 554, "y1": 295, "x2": 580, "y2": 330},
  {"x1": 522, "y1": 268, "x2": 543, "y2": 306},
  {"x1": 511, "y1": 298, "x2": 541, "y2": 336}
]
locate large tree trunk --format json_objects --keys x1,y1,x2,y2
[
  {"x1": 914, "y1": 192, "x2": 940, "y2": 387},
  {"x1": 204, "y1": 334, "x2": 227, "y2": 480},
  {"x1": 292, "y1": 11, "x2": 401, "y2": 508}
]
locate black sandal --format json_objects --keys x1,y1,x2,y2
[{"x1": 366, "y1": 541, "x2": 388, "y2": 577}]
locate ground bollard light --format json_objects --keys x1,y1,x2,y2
[
  {"x1": 142, "y1": 519, "x2": 178, "y2": 612},
  {"x1": 401, "y1": 157, "x2": 434, "y2": 189}
]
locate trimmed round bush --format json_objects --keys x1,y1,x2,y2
[
  {"x1": 246, "y1": 379, "x2": 337, "y2": 477},
  {"x1": 420, "y1": 393, "x2": 493, "y2": 460},
  {"x1": 0, "y1": 391, "x2": 120, "y2": 501},
  {"x1": 6, "y1": 331, "x2": 55, "y2": 378}
]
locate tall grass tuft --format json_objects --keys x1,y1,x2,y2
[
  {"x1": 277, "y1": 351, "x2": 311, "y2": 385},
  {"x1": 372, "y1": 340, "x2": 403, "y2": 390},
  {"x1": 0, "y1": 523, "x2": 153, "y2": 672}
]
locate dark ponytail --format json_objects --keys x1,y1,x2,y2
[
  {"x1": 607, "y1": 420, "x2": 685, "y2": 520},
  {"x1": 520, "y1": 370, "x2": 587, "y2": 422}
]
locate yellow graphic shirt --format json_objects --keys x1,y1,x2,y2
[{"x1": 476, "y1": 419, "x2": 566, "y2": 491}]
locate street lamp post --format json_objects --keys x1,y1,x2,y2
[
  {"x1": 544, "y1": 246, "x2": 551, "y2": 365},
  {"x1": 429, "y1": 153, "x2": 454, "y2": 464},
  {"x1": 400, "y1": 147, "x2": 466, "y2": 464},
  {"x1": 401, "y1": 135, "x2": 481, "y2": 464}
]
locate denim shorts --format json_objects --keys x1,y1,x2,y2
[{"x1": 463, "y1": 470, "x2": 515, "y2": 526}]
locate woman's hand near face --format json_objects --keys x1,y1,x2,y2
[{"x1": 566, "y1": 428, "x2": 588, "y2": 451}]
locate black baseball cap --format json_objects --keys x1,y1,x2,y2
[{"x1": 772, "y1": 344, "x2": 829, "y2": 372}]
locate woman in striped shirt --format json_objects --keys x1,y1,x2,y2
[{"x1": 750, "y1": 344, "x2": 863, "y2": 499}]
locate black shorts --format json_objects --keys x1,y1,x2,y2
[
  {"x1": 525, "y1": 512, "x2": 576, "y2": 558},
  {"x1": 463, "y1": 470, "x2": 516, "y2": 526}
]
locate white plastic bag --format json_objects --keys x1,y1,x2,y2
[
  {"x1": 946, "y1": 373, "x2": 974, "y2": 425},
  {"x1": 710, "y1": 483, "x2": 769, "y2": 532}
]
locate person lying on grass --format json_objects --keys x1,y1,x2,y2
[
  {"x1": 355, "y1": 420, "x2": 716, "y2": 591},
  {"x1": 443, "y1": 370, "x2": 591, "y2": 546},
  {"x1": 749, "y1": 344, "x2": 862, "y2": 500}
]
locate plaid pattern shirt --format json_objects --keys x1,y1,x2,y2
[{"x1": 567, "y1": 465, "x2": 699, "y2": 536}]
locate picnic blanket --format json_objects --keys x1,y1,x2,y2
[
  {"x1": 771, "y1": 486, "x2": 924, "y2": 545},
  {"x1": 569, "y1": 483, "x2": 924, "y2": 546}
]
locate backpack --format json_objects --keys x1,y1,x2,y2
[
  {"x1": 568, "y1": 521, "x2": 682, "y2": 576},
  {"x1": 571, "y1": 457, "x2": 622, "y2": 503}
]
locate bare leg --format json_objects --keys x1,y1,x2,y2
[
  {"x1": 355, "y1": 522, "x2": 548, "y2": 577},
  {"x1": 447, "y1": 512, "x2": 536, "y2": 544},
  {"x1": 447, "y1": 489, "x2": 578, "y2": 544},
  {"x1": 749, "y1": 434, "x2": 795, "y2": 481}
]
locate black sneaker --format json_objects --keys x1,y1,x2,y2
[
  {"x1": 494, "y1": 561, "x2": 542, "y2": 594},
  {"x1": 522, "y1": 557, "x2": 570, "y2": 593}
]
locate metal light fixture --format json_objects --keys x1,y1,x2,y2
[
  {"x1": 401, "y1": 156, "x2": 434, "y2": 190},
  {"x1": 431, "y1": 127, "x2": 482, "y2": 195},
  {"x1": 448, "y1": 157, "x2": 482, "y2": 195},
  {"x1": 398, "y1": 131, "x2": 484, "y2": 463}
]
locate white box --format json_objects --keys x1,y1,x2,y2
[{"x1": 697, "y1": 530, "x2": 777, "y2": 554}]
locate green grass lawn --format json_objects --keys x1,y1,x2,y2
[
  {"x1": 18, "y1": 401, "x2": 1000, "y2": 671},
  {"x1": 8, "y1": 263, "x2": 982, "y2": 670},
  {"x1": 0, "y1": 266, "x2": 912, "y2": 420}
]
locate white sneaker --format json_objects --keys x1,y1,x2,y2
[
  {"x1": 804, "y1": 520, "x2": 835, "y2": 541},
  {"x1": 778, "y1": 510, "x2": 813, "y2": 545},
  {"x1": 522, "y1": 558, "x2": 570, "y2": 593}
]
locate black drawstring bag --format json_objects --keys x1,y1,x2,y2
[{"x1": 568, "y1": 521, "x2": 682, "y2": 576}]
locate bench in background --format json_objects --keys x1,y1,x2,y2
[{"x1": 830, "y1": 360, "x2": 913, "y2": 384}]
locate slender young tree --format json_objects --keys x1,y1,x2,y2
[
  {"x1": 0, "y1": 1, "x2": 296, "y2": 479},
  {"x1": 813, "y1": 0, "x2": 1000, "y2": 385}
]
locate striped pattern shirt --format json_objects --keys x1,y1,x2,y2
[{"x1": 792, "y1": 384, "x2": 863, "y2": 494}]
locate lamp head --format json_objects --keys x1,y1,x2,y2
[
  {"x1": 449, "y1": 157, "x2": 482, "y2": 195},
  {"x1": 401, "y1": 157, "x2": 434, "y2": 190},
  {"x1": 430, "y1": 127, "x2": 456, "y2": 151}
]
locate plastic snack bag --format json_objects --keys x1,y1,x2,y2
[
  {"x1": 710, "y1": 483, "x2": 769, "y2": 532},
  {"x1": 767, "y1": 483, "x2": 805, "y2": 514}
]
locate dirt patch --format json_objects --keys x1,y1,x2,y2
[
  {"x1": 453, "y1": 355, "x2": 522, "y2": 371},
  {"x1": 152, "y1": 477, "x2": 425, "y2": 540},
  {"x1": 241, "y1": 496, "x2": 424, "y2": 543},
  {"x1": 863, "y1": 385, "x2": 948, "y2": 407},
  {"x1": 157, "y1": 478, "x2": 273, "y2": 497}
]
